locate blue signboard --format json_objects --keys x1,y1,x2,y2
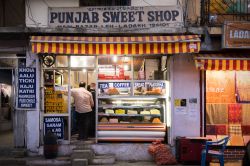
[
  {"x1": 99, "y1": 82, "x2": 131, "y2": 89},
  {"x1": 17, "y1": 68, "x2": 36, "y2": 109},
  {"x1": 134, "y1": 82, "x2": 145, "y2": 87},
  {"x1": 148, "y1": 82, "x2": 165, "y2": 88},
  {"x1": 113, "y1": 82, "x2": 130, "y2": 88},
  {"x1": 44, "y1": 117, "x2": 64, "y2": 139}
]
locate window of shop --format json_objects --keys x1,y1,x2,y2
[
  {"x1": 205, "y1": 70, "x2": 250, "y2": 146},
  {"x1": 42, "y1": 55, "x2": 96, "y2": 141},
  {"x1": 42, "y1": 55, "x2": 168, "y2": 142}
]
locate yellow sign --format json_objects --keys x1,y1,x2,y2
[
  {"x1": 45, "y1": 87, "x2": 68, "y2": 114},
  {"x1": 174, "y1": 99, "x2": 181, "y2": 107}
]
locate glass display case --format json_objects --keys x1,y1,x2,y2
[
  {"x1": 98, "y1": 98, "x2": 165, "y2": 124},
  {"x1": 97, "y1": 80, "x2": 168, "y2": 142},
  {"x1": 96, "y1": 56, "x2": 168, "y2": 142}
]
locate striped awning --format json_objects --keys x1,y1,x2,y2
[
  {"x1": 31, "y1": 35, "x2": 200, "y2": 55},
  {"x1": 195, "y1": 54, "x2": 250, "y2": 71}
]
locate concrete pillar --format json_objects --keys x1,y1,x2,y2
[{"x1": 26, "y1": 52, "x2": 40, "y2": 155}]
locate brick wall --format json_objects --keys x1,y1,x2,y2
[
  {"x1": 211, "y1": 147, "x2": 245, "y2": 162},
  {"x1": 224, "y1": 148, "x2": 245, "y2": 161}
]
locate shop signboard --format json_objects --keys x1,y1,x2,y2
[
  {"x1": 17, "y1": 68, "x2": 36, "y2": 109},
  {"x1": 223, "y1": 21, "x2": 250, "y2": 49},
  {"x1": 44, "y1": 117, "x2": 64, "y2": 139},
  {"x1": 48, "y1": 6, "x2": 183, "y2": 33}
]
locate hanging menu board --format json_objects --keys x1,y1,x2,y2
[
  {"x1": 44, "y1": 116, "x2": 64, "y2": 139},
  {"x1": 17, "y1": 68, "x2": 36, "y2": 109},
  {"x1": 44, "y1": 87, "x2": 67, "y2": 114}
]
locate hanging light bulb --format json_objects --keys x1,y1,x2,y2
[
  {"x1": 123, "y1": 64, "x2": 129, "y2": 71},
  {"x1": 113, "y1": 55, "x2": 117, "y2": 62}
]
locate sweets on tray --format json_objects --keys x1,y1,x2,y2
[
  {"x1": 115, "y1": 109, "x2": 125, "y2": 114},
  {"x1": 140, "y1": 110, "x2": 150, "y2": 115},
  {"x1": 152, "y1": 118, "x2": 162, "y2": 123},
  {"x1": 99, "y1": 117, "x2": 109, "y2": 123},
  {"x1": 127, "y1": 110, "x2": 138, "y2": 114},
  {"x1": 107, "y1": 88, "x2": 119, "y2": 95},
  {"x1": 105, "y1": 109, "x2": 114, "y2": 114},
  {"x1": 150, "y1": 109, "x2": 160, "y2": 115},
  {"x1": 109, "y1": 118, "x2": 119, "y2": 123},
  {"x1": 145, "y1": 88, "x2": 162, "y2": 95}
]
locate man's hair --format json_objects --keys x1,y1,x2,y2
[{"x1": 79, "y1": 82, "x2": 86, "y2": 88}]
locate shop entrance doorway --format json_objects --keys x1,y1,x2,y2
[
  {"x1": 70, "y1": 69, "x2": 96, "y2": 140},
  {"x1": 42, "y1": 55, "x2": 96, "y2": 142},
  {"x1": 0, "y1": 69, "x2": 14, "y2": 147}
]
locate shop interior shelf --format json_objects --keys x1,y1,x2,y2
[
  {"x1": 98, "y1": 95, "x2": 167, "y2": 99},
  {"x1": 98, "y1": 104, "x2": 162, "y2": 109},
  {"x1": 98, "y1": 122, "x2": 162, "y2": 124}
]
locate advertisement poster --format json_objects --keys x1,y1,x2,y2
[
  {"x1": 17, "y1": 68, "x2": 36, "y2": 109},
  {"x1": 206, "y1": 71, "x2": 236, "y2": 103},
  {"x1": 236, "y1": 71, "x2": 250, "y2": 102},
  {"x1": 174, "y1": 98, "x2": 187, "y2": 114}
]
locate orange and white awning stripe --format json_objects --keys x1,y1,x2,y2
[
  {"x1": 31, "y1": 35, "x2": 200, "y2": 55},
  {"x1": 195, "y1": 54, "x2": 250, "y2": 71}
]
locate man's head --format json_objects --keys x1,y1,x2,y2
[
  {"x1": 90, "y1": 83, "x2": 96, "y2": 89},
  {"x1": 79, "y1": 81, "x2": 86, "y2": 88}
]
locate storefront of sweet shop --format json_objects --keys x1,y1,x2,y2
[
  {"x1": 194, "y1": 21, "x2": 250, "y2": 160},
  {"x1": 28, "y1": 5, "x2": 201, "y2": 146}
]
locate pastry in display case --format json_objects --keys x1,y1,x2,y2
[
  {"x1": 127, "y1": 110, "x2": 138, "y2": 114},
  {"x1": 150, "y1": 109, "x2": 161, "y2": 115},
  {"x1": 140, "y1": 110, "x2": 151, "y2": 115},
  {"x1": 105, "y1": 109, "x2": 114, "y2": 114},
  {"x1": 97, "y1": 98, "x2": 165, "y2": 124},
  {"x1": 107, "y1": 88, "x2": 120, "y2": 95}
]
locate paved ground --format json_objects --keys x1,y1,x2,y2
[
  {"x1": 24, "y1": 156, "x2": 242, "y2": 166},
  {"x1": 0, "y1": 130, "x2": 13, "y2": 147}
]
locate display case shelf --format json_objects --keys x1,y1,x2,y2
[
  {"x1": 98, "y1": 113, "x2": 161, "y2": 117},
  {"x1": 98, "y1": 95, "x2": 167, "y2": 99},
  {"x1": 96, "y1": 57, "x2": 168, "y2": 142},
  {"x1": 99, "y1": 122, "x2": 161, "y2": 124}
]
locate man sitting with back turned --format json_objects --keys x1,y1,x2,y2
[{"x1": 71, "y1": 81, "x2": 94, "y2": 140}]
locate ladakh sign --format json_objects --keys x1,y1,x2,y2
[
  {"x1": 17, "y1": 68, "x2": 36, "y2": 109},
  {"x1": 223, "y1": 21, "x2": 250, "y2": 48},
  {"x1": 48, "y1": 6, "x2": 183, "y2": 32}
]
